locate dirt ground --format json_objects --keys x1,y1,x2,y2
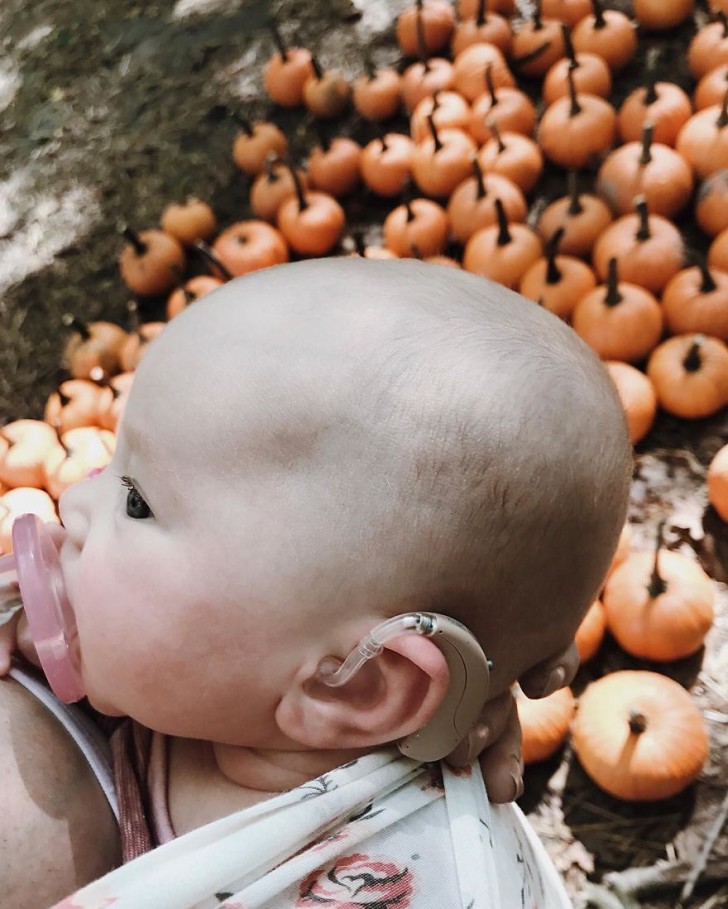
[{"x1": 0, "y1": 1, "x2": 727, "y2": 907}]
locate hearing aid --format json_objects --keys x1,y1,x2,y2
[{"x1": 316, "y1": 612, "x2": 492, "y2": 762}]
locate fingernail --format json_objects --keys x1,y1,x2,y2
[
  {"x1": 540, "y1": 665, "x2": 566, "y2": 698},
  {"x1": 511, "y1": 771, "x2": 524, "y2": 801},
  {"x1": 467, "y1": 725, "x2": 491, "y2": 762}
]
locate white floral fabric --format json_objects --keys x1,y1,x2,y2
[{"x1": 52, "y1": 748, "x2": 572, "y2": 909}]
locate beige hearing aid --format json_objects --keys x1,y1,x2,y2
[{"x1": 317, "y1": 612, "x2": 491, "y2": 762}]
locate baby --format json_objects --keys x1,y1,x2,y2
[{"x1": 2, "y1": 258, "x2": 631, "y2": 908}]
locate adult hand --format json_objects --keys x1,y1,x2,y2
[{"x1": 446, "y1": 641, "x2": 580, "y2": 802}]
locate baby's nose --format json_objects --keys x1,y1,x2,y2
[{"x1": 58, "y1": 482, "x2": 91, "y2": 548}]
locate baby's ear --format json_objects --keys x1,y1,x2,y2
[{"x1": 275, "y1": 633, "x2": 450, "y2": 751}]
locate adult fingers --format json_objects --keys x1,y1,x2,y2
[
  {"x1": 518, "y1": 640, "x2": 580, "y2": 700},
  {"x1": 478, "y1": 696, "x2": 524, "y2": 803},
  {"x1": 445, "y1": 689, "x2": 515, "y2": 767}
]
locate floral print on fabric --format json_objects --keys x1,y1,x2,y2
[{"x1": 296, "y1": 853, "x2": 414, "y2": 908}]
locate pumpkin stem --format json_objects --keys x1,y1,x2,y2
[
  {"x1": 567, "y1": 170, "x2": 584, "y2": 215},
  {"x1": 61, "y1": 312, "x2": 91, "y2": 341},
  {"x1": 476, "y1": 0, "x2": 487, "y2": 27},
  {"x1": 485, "y1": 63, "x2": 498, "y2": 107},
  {"x1": 192, "y1": 240, "x2": 235, "y2": 282},
  {"x1": 126, "y1": 299, "x2": 142, "y2": 338},
  {"x1": 121, "y1": 226, "x2": 147, "y2": 256},
  {"x1": 628, "y1": 710, "x2": 648, "y2": 735},
  {"x1": 405, "y1": 199, "x2": 416, "y2": 223},
  {"x1": 380, "y1": 132, "x2": 389, "y2": 152},
  {"x1": 562, "y1": 23, "x2": 577, "y2": 69},
  {"x1": 183, "y1": 286, "x2": 196, "y2": 305},
  {"x1": 264, "y1": 152, "x2": 282, "y2": 181},
  {"x1": 472, "y1": 155, "x2": 488, "y2": 199},
  {"x1": 643, "y1": 47, "x2": 660, "y2": 106},
  {"x1": 488, "y1": 118, "x2": 506, "y2": 153},
  {"x1": 416, "y1": 10, "x2": 431, "y2": 72},
  {"x1": 427, "y1": 113, "x2": 443, "y2": 152},
  {"x1": 532, "y1": 0, "x2": 543, "y2": 30},
  {"x1": 315, "y1": 123, "x2": 331, "y2": 153},
  {"x1": 592, "y1": 0, "x2": 606, "y2": 29},
  {"x1": 699, "y1": 259, "x2": 718, "y2": 294},
  {"x1": 270, "y1": 21, "x2": 288, "y2": 63},
  {"x1": 546, "y1": 228, "x2": 565, "y2": 284},
  {"x1": 639, "y1": 122, "x2": 654, "y2": 166},
  {"x1": 634, "y1": 196, "x2": 651, "y2": 242},
  {"x1": 432, "y1": 89, "x2": 441, "y2": 112},
  {"x1": 567, "y1": 68, "x2": 582, "y2": 118},
  {"x1": 234, "y1": 113, "x2": 254, "y2": 136},
  {"x1": 647, "y1": 520, "x2": 667, "y2": 598},
  {"x1": 284, "y1": 159, "x2": 309, "y2": 214},
  {"x1": 58, "y1": 388, "x2": 71, "y2": 408},
  {"x1": 352, "y1": 230, "x2": 366, "y2": 257},
  {"x1": 604, "y1": 257, "x2": 623, "y2": 306},
  {"x1": 410, "y1": 241, "x2": 423, "y2": 259},
  {"x1": 683, "y1": 335, "x2": 705, "y2": 373},
  {"x1": 495, "y1": 198, "x2": 512, "y2": 247},
  {"x1": 717, "y1": 88, "x2": 728, "y2": 129},
  {"x1": 310, "y1": 55, "x2": 323, "y2": 81},
  {"x1": 363, "y1": 54, "x2": 376, "y2": 80}
]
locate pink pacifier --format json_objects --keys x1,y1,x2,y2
[{"x1": 0, "y1": 513, "x2": 85, "y2": 703}]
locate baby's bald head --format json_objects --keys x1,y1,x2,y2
[{"x1": 128, "y1": 259, "x2": 631, "y2": 689}]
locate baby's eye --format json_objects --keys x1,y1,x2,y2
[{"x1": 120, "y1": 476, "x2": 153, "y2": 519}]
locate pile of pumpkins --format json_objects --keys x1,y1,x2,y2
[{"x1": 3, "y1": 0, "x2": 728, "y2": 806}]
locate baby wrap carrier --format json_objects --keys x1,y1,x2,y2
[{"x1": 52, "y1": 747, "x2": 572, "y2": 909}]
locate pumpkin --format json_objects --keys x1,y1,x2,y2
[
  {"x1": 634, "y1": 0, "x2": 694, "y2": 31},
  {"x1": 572, "y1": 257, "x2": 663, "y2": 363},
  {"x1": 411, "y1": 121, "x2": 477, "y2": 198},
  {"x1": 708, "y1": 224, "x2": 728, "y2": 270},
  {"x1": 574, "y1": 600, "x2": 607, "y2": 663},
  {"x1": 516, "y1": 686, "x2": 576, "y2": 764},
  {"x1": 596, "y1": 122, "x2": 694, "y2": 218},
  {"x1": 353, "y1": 65, "x2": 402, "y2": 121},
  {"x1": 647, "y1": 333, "x2": 728, "y2": 419},
  {"x1": 303, "y1": 57, "x2": 351, "y2": 119},
  {"x1": 44, "y1": 378, "x2": 113, "y2": 434},
  {"x1": 676, "y1": 90, "x2": 728, "y2": 179},
  {"x1": 510, "y1": 2, "x2": 566, "y2": 78},
  {"x1": 447, "y1": 162, "x2": 527, "y2": 244},
  {"x1": 688, "y1": 13, "x2": 728, "y2": 80},
  {"x1": 410, "y1": 90, "x2": 472, "y2": 143},
  {"x1": 61, "y1": 315, "x2": 128, "y2": 381},
  {"x1": 250, "y1": 156, "x2": 307, "y2": 223},
  {"x1": 166, "y1": 275, "x2": 223, "y2": 320},
  {"x1": 119, "y1": 320, "x2": 165, "y2": 373},
  {"x1": 477, "y1": 123, "x2": 543, "y2": 193},
  {"x1": 383, "y1": 198, "x2": 449, "y2": 258},
  {"x1": 537, "y1": 69, "x2": 617, "y2": 169},
  {"x1": 463, "y1": 198, "x2": 543, "y2": 289},
  {"x1": 458, "y1": 0, "x2": 516, "y2": 16},
  {"x1": 0, "y1": 488, "x2": 59, "y2": 552},
  {"x1": 232, "y1": 118, "x2": 288, "y2": 176},
  {"x1": 571, "y1": 0, "x2": 637, "y2": 72},
  {"x1": 604, "y1": 360, "x2": 658, "y2": 444},
  {"x1": 694, "y1": 63, "x2": 728, "y2": 112},
  {"x1": 468, "y1": 66, "x2": 536, "y2": 144},
  {"x1": 402, "y1": 57, "x2": 456, "y2": 112},
  {"x1": 518, "y1": 227, "x2": 597, "y2": 320},
  {"x1": 212, "y1": 220, "x2": 289, "y2": 276},
  {"x1": 541, "y1": 0, "x2": 593, "y2": 27},
  {"x1": 451, "y1": 0, "x2": 512, "y2": 56},
  {"x1": 572, "y1": 670, "x2": 709, "y2": 801},
  {"x1": 263, "y1": 25, "x2": 314, "y2": 107},
  {"x1": 308, "y1": 134, "x2": 362, "y2": 198},
  {"x1": 160, "y1": 198, "x2": 216, "y2": 246},
  {"x1": 542, "y1": 26, "x2": 612, "y2": 106},
  {"x1": 618, "y1": 50, "x2": 692, "y2": 147},
  {"x1": 452, "y1": 42, "x2": 515, "y2": 103},
  {"x1": 0, "y1": 420, "x2": 64, "y2": 489},
  {"x1": 695, "y1": 170, "x2": 728, "y2": 236},
  {"x1": 592, "y1": 197, "x2": 684, "y2": 294},
  {"x1": 277, "y1": 176, "x2": 345, "y2": 257},
  {"x1": 537, "y1": 170, "x2": 613, "y2": 258},
  {"x1": 708, "y1": 442, "x2": 728, "y2": 521},
  {"x1": 44, "y1": 427, "x2": 116, "y2": 501},
  {"x1": 360, "y1": 133, "x2": 415, "y2": 197},
  {"x1": 396, "y1": 0, "x2": 455, "y2": 57},
  {"x1": 604, "y1": 521, "x2": 714, "y2": 661},
  {"x1": 118, "y1": 227, "x2": 186, "y2": 297},
  {"x1": 609, "y1": 521, "x2": 633, "y2": 577},
  {"x1": 661, "y1": 263, "x2": 728, "y2": 341}
]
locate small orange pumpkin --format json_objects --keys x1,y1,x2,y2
[
  {"x1": 676, "y1": 89, "x2": 728, "y2": 179},
  {"x1": 510, "y1": 2, "x2": 566, "y2": 78},
  {"x1": 695, "y1": 169, "x2": 728, "y2": 236},
  {"x1": 542, "y1": 25, "x2": 612, "y2": 106},
  {"x1": 572, "y1": 670, "x2": 709, "y2": 801},
  {"x1": 516, "y1": 686, "x2": 576, "y2": 764},
  {"x1": 61, "y1": 315, "x2": 129, "y2": 381},
  {"x1": 604, "y1": 360, "x2": 657, "y2": 443},
  {"x1": 160, "y1": 198, "x2": 216, "y2": 246},
  {"x1": 232, "y1": 118, "x2": 288, "y2": 176},
  {"x1": 463, "y1": 198, "x2": 543, "y2": 289},
  {"x1": 383, "y1": 198, "x2": 449, "y2": 258},
  {"x1": 119, "y1": 227, "x2": 186, "y2": 297},
  {"x1": 303, "y1": 57, "x2": 352, "y2": 120},
  {"x1": 360, "y1": 133, "x2": 415, "y2": 197},
  {"x1": 263, "y1": 25, "x2": 314, "y2": 107},
  {"x1": 604, "y1": 521, "x2": 714, "y2": 661},
  {"x1": 477, "y1": 123, "x2": 543, "y2": 193},
  {"x1": 411, "y1": 120, "x2": 477, "y2": 198},
  {"x1": 452, "y1": 42, "x2": 515, "y2": 103},
  {"x1": 574, "y1": 599, "x2": 607, "y2": 663},
  {"x1": 447, "y1": 162, "x2": 527, "y2": 244},
  {"x1": 661, "y1": 262, "x2": 728, "y2": 341},
  {"x1": 688, "y1": 13, "x2": 728, "y2": 80},
  {"x1": 396, "y1": 0, "x2": 456, "y2": 57},
  {"x1": 518, "y1": 228, "x2": 597, "y2": 320},
  {"x1": 353, "y1": 64, "x2": 402, "y2": 121},
  {"x1": 410, "y1": 90, "x2": 472, "y2": 143},
  {"x1": 708, "y1": 442, "x2": 728, "y2": 521},
  {"x1": 618, "y1": 50, "x2": 693, "y2": 147},
  {"x1": 451, "y1": 0, "x2": 512, "y2": 56},
  {"x1": 694, "y1": 62, "x2": 728, "y2": 111},
  {"x1": 647, "y1": 333, "x2": 728, "y2": 419},
  {"x1": 276, "y1": 173, "x2": 345, "y2": 257},
  {"x1": 468, "y1": 65, "x2": 536, "y2": 144},
  {"x1": 308, "y1": 133, "x2": 362, "y2": 198},
  {"x1": 634, "y1": 0, "x2": 694, "y2": 31},
  {"x1": 537, "y1": 171, "x2": 613, "y2": 258},
  {"x1": 212, "y1": 220, "x2": 289, "y2": 276},
  {"x1": 571, "y1": 0, "x2": 637, "y2": 72}
]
